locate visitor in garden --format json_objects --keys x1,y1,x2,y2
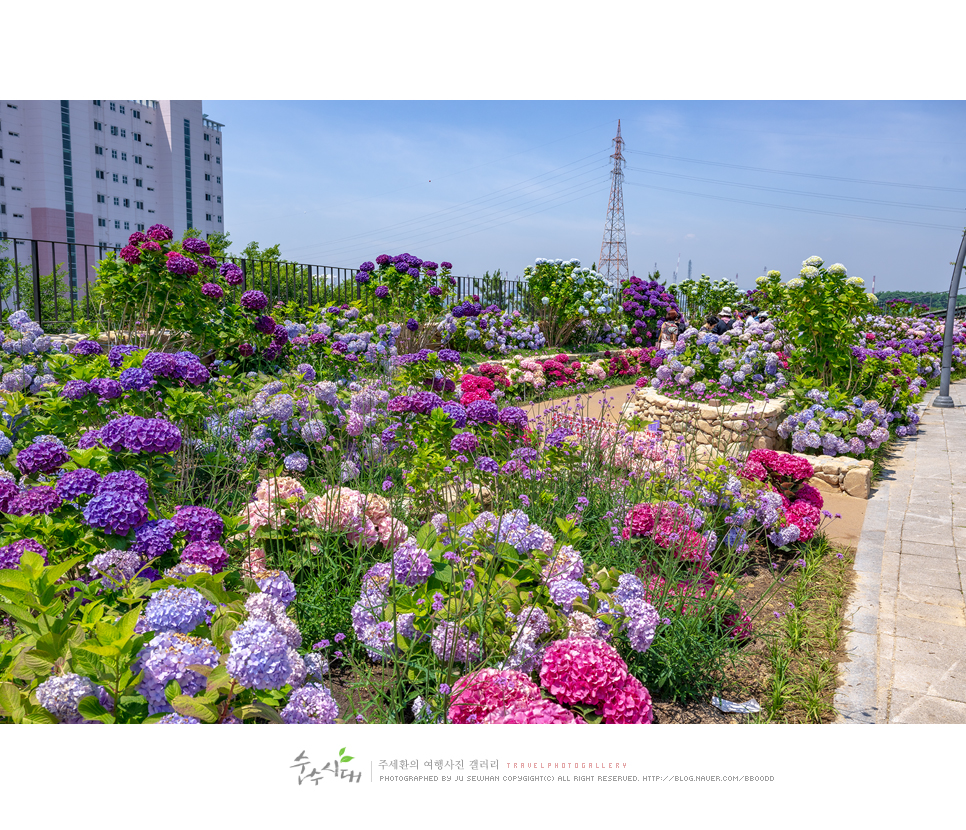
[
  {"x1": 702, "y1": 314, "x2": 719, "y2": 332},
  {"x1": 713, "y1": 307, "x2": 734, "y2": 335},
  {"x1": 659, "y1": 309, "x2": 681, "y2": 351}
]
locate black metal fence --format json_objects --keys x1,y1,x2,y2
[{"x1": 0, "y1": 236, "x2": 541, "y2": 332}]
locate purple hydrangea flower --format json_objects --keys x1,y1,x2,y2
[
  {"x1": 71, "y1": 340, "x2": 104, "y2": 356},
  {"x1": 442, "y1": 402, "x2": 467, "y2": 427},
  {"x1": 55, "y1": 468, "x2": 102, "y2": 501},
  {"x1": 430, "y1": 621, "x2": 481, "y2": 663},
  {"x1": 410, "y1": 390, "x2": 443, "y2": 414},
  {"x1": 82, "y1": 490, "x2": 148, "y2": 536},
  {"x1": 119, "y1": 367, "x2": 156, "y2": 392},
  {"x1": 240, "y1": 290, "x2": 269, "y2": 311},
  {"x1": 392, "y1": 540, "x2": 433, "y2": 587},
  {"x1": 281, "y1": 683, "x2": 339, "y2": 724},
  {"x1": 165, "y1": 254, "x2": 199, "y2": 276},
  {"x1": 136, "y1": 631, "x2": 219, "y2": 714},
  {"x1": 35, "y1": 673, "x2": 113, "y2": 723},
  {"x1": 0, "y1": 538, "x2": 49, "y2": 569},
  {"x1": 62, "y1": 379, "x2": 91, "y2": 400},
  {"x1": 98, "y1": 470, "x2": 149, "y2": 502},
  {"x1": 226, "y1": 618, "x2": 293, "y2": 690},
  {"x1": 547, "y1": 578, "x2": 590, "y2": 613},
  {"x1": 254, "y1": 570, "x2": 297, "y2": 607},
  {"x1": 201, "y1": 282, "x2": 224, "y2": 299},
  {"x1": 220, "y1": 262, "x2": 244, "y2": 285},
  {"x1": 143, "y1": 586, "x2": 215, "y2": 634},
  {"x1": 466, "y1": 399, "x2": 498, "y2": 424},
  {"x1": 406, "y1": 318, "x2": 419, "y2": 332},
  {"x1": 475, "y1": 456, "x2": 500, "y2": 475},
  {"x1": 497, "y1": 406, "x2": 528, "y2": 429},
  {"x1": 450, "y1": 432, "x2": 478, "y2": 454},
  {"x1": 147, "y1": 223, "x2": 174, "y2": 241},
  {"x1": 182, "y1": 238, "x2": 211, "y2": 255},
  {"x1": 89, "y1": 548, "x2": 142, "y2": 589},
  {"x1": 15, "y1": 441, "x2": 69, "y2": 476},
  {"x1": 375, "y1": 285, "x2": 390, "y2": 299},
  {"x1": 132, "y1": 519, "x2": 178, "y2": 560},
  {"x1": 11, "y1": 486, "x2": 62, "y2": 516},
  {"x1": 89, "y1": 377, "x2": 123, "y2": 400},
  {"x1": 172, "y1": 506, "x2": 224, "y2": 543},
  {"x1": 181, "y1": 541, "x2": 229, "y2": 573},
  {"x1": 283, "y1": 451, "x2": 309, "y2": 473}
]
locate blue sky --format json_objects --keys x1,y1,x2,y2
[{"x1": 205, "y1": 100, "x2": 966, "y2": 294}]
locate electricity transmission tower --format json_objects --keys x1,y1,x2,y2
[{"x1": 598, "y1": 120, "x2": 628, "y2": 284}]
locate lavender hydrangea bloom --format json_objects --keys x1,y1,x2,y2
[
  {"x1": 0, "y1": 538, "x2": 49, "y2": 569},
  {"x1": 450, "y1": 432, "x2": 478, "y2": 454},
  {"x1": 497, "y1": 406, "x2": 528, "y2": 429},
  {"x1": 254, "y1": 570, "x2": 297, "y2": 607},
  {"x1": 11, "y1": 486, "x2": 62, "y2": 516},
  {"x1": 54, "y1": 468, "x2": 102, "y2": 502},
  {"x1": 71, "y1": 340, "x2": 104, "y2": 356},
  {"x1": 143, "y1": 587, "x2": 215, "y2": 633},
  {"x1": 547, "y1": 578, "x2": 590, "y2": 613},
  {"x1": 430, "y1": 621, "x2": 481, "y2": 663},
  {"x1": 245, "y1": 593, "x2": 302, "y2": 648},
  {"x1": 475, "y1": 455, "x2": 500, "y2": 475},
  {"x1": 466, "y1": 399, "x2": 498, "y2": 424},
  {"x1": 90, "y1": 377, "x2": 123, "y2": 400},
  {"x1": 283, "y1": 451, "x2": 309, "y2": 473},
  {"x1": 227, "y1": 618, "x2": 294, "y2": 690},
  {"x1": 181, "y1": 541, "x2": 229, "y2": 573},
  {"x1": 119, "y1": 367, "x2": 155, "y2": 392},
  {"x1": 107, "y1": 345, "x2": 139, "y2": 368},
  {"x1": 391, "y1": 540, "x2": 433, "y2": 587},
  {"x1": 441, "y1": 402, "x2": 467, "y2": 427},
  {"x1": 35, "y1": 673, "x2": 114, "y2": 723},
  {"x1": 621, "y1": 598, "x2": 660, "y2": 652},
  {"x1": 281, "y1": 684, "x2": 339, "y2": 724},
  {"x1": 158, "y1": 714, "x2": 201, "y2": 724},
  {"x1": 62, "y1": 379, "x2": 91, "y2": 400},
  {"x1": 88, "y1": 549, "x2": 141, "y2": 589},
  {"x1": 137, "y1": 631, "x2": 219, "y2": 714}
]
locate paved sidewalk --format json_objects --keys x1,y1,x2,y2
[{"x1": 835, "y1": 381, "x2": 966, "y2": 723}]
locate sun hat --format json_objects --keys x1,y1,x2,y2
[{"x1": 720, "y1": 306, "x2": 733, "y2": 317}]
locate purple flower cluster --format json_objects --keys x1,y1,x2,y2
[
  {"x1": 83, "y1": 490, "x2": 148, "y2": 536},
  {"x1": 55, "y1": 468, "x2": 102, "y2": 501},
  {"x1": 391, "y1": 540, "x2": 433, "y2": 587},
  {"x1": 71, "y1": 340, "x2": 104, "y2": 357},
  {"x1": 227, "y1": 618, "x2": 294, "y2": 690},
  {"x1": 182, "y1": 238, "x2": 211, "y2": 255},
  {"x1": 143, "y1": 586, "x2": 215, "y2": 633},
  {"x1": 36, "y1": 673, "x2": 113, "y2": 723},
  {"x1": 165, "y1": 254, "x2": 199, "y2": 276},
  {"x1": 172, "y1": 505, "x2": 224, "y2": 543},
  {"x1": 181, "y1": 541, "x2": 229, "y2": 573},
  {"x1": 0, "y1": 538, "x2": 48, "y2": 569},
  {"x1": 137, "y1": 631, "x2": 219, "y2": 714},
  {"x1": 99, "y1": 415, "x2": 182, "y2": 454},
  {"x1": 147, "y1": 223, "x2": 174, "y2": 241},
  {"x1": 220, "y1": 262, "x2": 244, "y2": 285},
  {"x1": 15, "y1": 440, "x2": 69, "y2": 476},
  {"x1": 620, "y1": 277, "x2": 680, "y2": 344},
  {"x1": 280, "y1": 684, "x2": 339, "y2": 724},
  {"x1": 241, "y1": 290, "x2": 269, "y2": 311},
  {"x1": 132, "y1": 519, "x2": 178, "y2": 560}
]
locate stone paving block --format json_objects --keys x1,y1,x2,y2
[
  {"x1": 834, "y1": 630, "x2": 878, "y2": 724},
  {"x1": 899, "y1": 562, "x2": 963, "y2": 591},
  {"x1": 880, "y1": 551, "x2": 901, "y2": 583},
  {"x1": 853, "y1": 531, "x2": 884, "y2": 573},
  {"x1": 892, "y1": 636, "x2": 966, "y2": 671},
  {"x1": 904, "y1": 506, "x2": 952, "y2": 522},
  {"x1": 887, "y1": 690, "x2": 966, "y2": 724},
  {"x1": 895, "y1": 596, "x2": 966, "y2": 626},
  {"x1": 901, "y1": 525, "x2": 956, "y2": 547},
  {"x1": 891, "y1": 662, "x2": 966, "y2": 703},
  {"x1": 893, "y1": 615, "x2": 966, "y2": 647},
  {"x1": 896, "y1": 581, "x2": 965, "y2": 608},
  {"x1": 899, "y1": 541, "x2": 959, "y2": 560}
]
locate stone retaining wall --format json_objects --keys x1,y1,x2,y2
[
  {"x1": 795, "y1": 453, "x2": 873, "y2": 499},
  {"x1": 622, "y1": 386, "x2": 788, "y2": 461}
]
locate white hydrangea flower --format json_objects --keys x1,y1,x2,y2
[
  {"x1": 827, "y1": 263, "x2": 847, "y2": 276},
  {"x1": 802, "y1": 255, "x2": 824, "y2": 268},
  {"x1": 799, "y1": 266, "x2": 821, "y2": 279},
  {"x1": 787, "y1": 277, "x2": 806, "y2": 289},
  {"x1": 845, "y1": 276, "x2": 865, "y2": 286},
  {"x1": 756, "y1": 275, "x2": 768, "y2": 285},
  {"x1": 766, "y1": 270, "x2": 782, "y2": 278},
  {"x1": 867, "y1": 293, "x2": 878, "y2": 303}
]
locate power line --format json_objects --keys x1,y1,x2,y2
[
  {"x1": 623, "y1": 179, "x2": 964, "y2": 231},
  {"x1": 625, "y1": 164, "x2": 965, "y2": 213},
  {"x1": 625, "y1": 149, "x2": 966, "y2": 193}
]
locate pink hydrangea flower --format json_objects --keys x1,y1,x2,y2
[
  {"x1": 448, "y1": 668, "x2": 542, "y2": 724},
  {"x1": 598, "y1": 675, "x2": 654, "y2": 724},
  {"x1": 539, "y1": 637, "x2": 629, "y2": 707},
  {"x1": 483, "y1": 698, "x2": 584, "y2": 724}
]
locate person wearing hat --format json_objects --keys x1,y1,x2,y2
[{"x1": 713, "y1": 307, "x2": 733, "y2": 335}]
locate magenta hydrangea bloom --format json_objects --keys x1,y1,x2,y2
[
  {"x1": 172, "y1": 505, "x2": 224, "y2": 543},
  {"x1": 447, "y1": 668, "x2": 542, "y2": 724},
  {"x1": 539, "y1": 637, "x2": 629, "y2": 707},
  {"x1": 240, "y1": 290, "x2": 269, "y2": 311},
  {"x1": 201, "y1": 282, "x2": 224, "y2": 299},
  {"x1": 181, "y1": 541, "x2": 229, "y2": 573},
  {"x1": 597, "y1": 675, "x2": 653, "y2": 724},
  {"x1": 128, "y1": 231, "x2": 148, "y2": 245},
  {"x1": 482, "y1": 698, "x2": 584, "y2": 724},
  {"x1": 165, "y1": 254, "x2": 199, "y2": 276},
  {"x1": 239, "y1": 343, "x2": 255, "y2": 357},
  {"x1": 147, "y1": 223, "x2": 174, "y2": 241},
  {"x1": 119, "y1": 244, "x2": 141, "y2": 264},
  {"x1": 182, "y1": 238, "x2": 211, "y2": 255},
  {"x1": 219, "y1": 262, "x2": 244, "y2": 285}
]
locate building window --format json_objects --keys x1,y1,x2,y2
[
  {"x1": 136, "y1": 223, "x2": 145, "y2": 231},
  {"x1": 0, "y1": 177, "x2": 4, "y2": 186},
  {"x1": 119, "y1": 105, "x2": 125, "y2": 114},
  {"x1": 135, "y1": 178, "x2": 143, "y2": 187},
  {"x1": 96, "y1": 170, "x2": 105, "y2": 179},
  {"x1": 97, "y1": 194, "x2": 105, "y2": 203},
  {"x1": 5, "y1": 104, "x2": 16, "y2": 109},
  {"x1": 121, "y1": 152, "x2": 127, "y2": 161},
  {"x1": 215, "y1": 136, "x2": 220, "y2": 145},
  {"x1": 133, "y1": 110, "x2": 140, "y2": 119},
  {"x1": 98, "y1": 218, "x2": 106, "y2": 227},
  {"x1": 94, "y1": 121, "x2": 102, "y2": 131},
  {"x1": 9, "y1": 159, "x2": 19, "y2": 164},
  {"x1": 124, "y1": 221, "x2": 129, "y2": 230},
  {"x1": 7, "y1": 131, "x2": 19, "y2": 137},
  {"x1": 204, "y1": 133, "x2": 210, "y2": 141},
  {"x1": 123, "y1": 198, "x2": 130, "y2": 208},
  {"x1": 216, "y1": 176, "x2": 221, "y2": 184},
  {"x1": 147, "y1": 187, "x2": 154, "y2": 191},
  {"x1": 134, "y1": 155, "x2": 142, "y2": 164},
  {"x1": 217, "y1": 216, "x2": 222, "y2": 223},
  {"x1": 95, "y1": 145, "x2": 104, "y2": 155},
  {"x1": 114, "y1": 220, "x2": 121, "y2": 229},
  {"x1": 11, "y1": 186, "x2": 21, "y2": 191},
  {"x1": 93, "y1": 100, "x2": 101, "y2": 106},
  {"x1": 110, "y1": 125, "x2": 118, "y2": 136},
  {"x1": 145, "y1": 141, "x2": 151, "y2": 146},
  {"x1": 0, "y1": 204, "x2": 5, "y2": 214},
  {"x1": 110, "y1": 103, "x2": 116, "y2": 111},
  {"x1": 204, "y1": 153, "x2": 211, "y2": 161},
  {"x1": 216, "y1": 157, "x2": 220, "y2": 164},
  {"x1": 148, "y1": 208, "x2": 155, "y2": 212},
  {"x1": 205, "y1": 173, "x2": 211, "y2": 181},
  {"x1": 112, "y1": 173, "x2": 119, "y2": 182},
  {"x1": 122, "y1": 175, "x2": 128, "y2": 184},
  {"x1": 205, "y1": 194, "x2": 211, "y2": 202},
  {"x1": 111, "y1": 149, "x2": 118, "y2": 159},
  {"x1": 217, "y1": 195, "x2": 222, "y2": 203},
  {"x1": 120, "y1": 129, "x2": 126, "y2": 138},
  {"x1": 12, "y1": 213, "x2": 23, "y2": 218},
  {"x1": 113, "y1": 197, "x2": 120, "y2": 206},
  {"x1": 135, "y1": 201, "x2": 143, "y2": 210},
  {"x1": 206, "y1": 213, "x2": 212, "y2": 221},
  {"x1": 133, "y1": 133, "x2": 141, "y2": 142}
]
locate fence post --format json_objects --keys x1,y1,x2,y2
[
  {"x1": 30, "y1": 240, "x2": 42, "y2": 324},
  {"x1": 933, "y1": 228, "x2": 966, "y2": 408}
]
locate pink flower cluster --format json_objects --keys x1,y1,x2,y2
[
  {"x1": 539, "y1": 638, "x2": 653, "y2": 723},
  {"x1": 239, "y1": 478, "x2": 408, "y2": 549},
  {"x1": 621, "y1": 501, "x2": 710, "y2": 564},
  {"x1": 741, "y1": 450, "x2": 823, "y2": 543},
  {"x1": 448, "y1": 668, "x2": 543, "y2": 724},
  {"x1": 746, "y1": 449, "x2": 815, "y2": 483},
  {"x1": 460, "y1": 374, "x2": 495, "y2": 406}
]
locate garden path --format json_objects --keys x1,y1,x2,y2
[{"x1": 836, "y1": 379, "x2": 966, "y2": 723}]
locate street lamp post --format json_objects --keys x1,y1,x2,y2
[{"x1": 933, "y1": 228, "x2": 966, "y2": 408}]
